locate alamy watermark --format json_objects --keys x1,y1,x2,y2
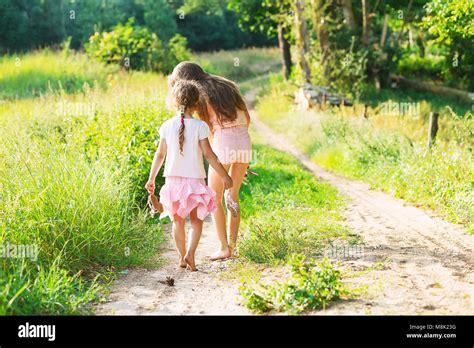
[
  {"x1": 379, "y1": 100, "x2": 421, "y2": 118},
  {"x1": 57, "y1": 100, "x2": 95, "y2": 117},
  {"x1": 0, "y1": 243, "x2": 39, "y2": 261},
  {"x1": 215, "y1": 148, "x2": 257, "y2": 165},
  {"x1": 325, "y1": 243, "x2": 365, "y2": 259}
]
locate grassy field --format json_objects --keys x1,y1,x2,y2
[
  {"x1": 255, "y1": 75, "x2": 473, "y2": 233},
  {"x1": 0, "y1": 49, "x2": 116, "y2": 100}
]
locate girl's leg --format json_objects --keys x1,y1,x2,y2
[
  {"x1": 226, "y1": 163, "x2": 248, "y2": 254},
  {"x1": 184, "y1": 208, "x2": 204, "y2": 271},
  {"x1": 208, "y1": 163, "x2": 232, "y2": 260},
  {"x1": 172, "y1": 215, "x2": 187, "y2": 268}
]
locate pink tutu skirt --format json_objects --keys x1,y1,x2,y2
[{"x1": 159, "y1": 176, "x2": 217, "y2": 221}]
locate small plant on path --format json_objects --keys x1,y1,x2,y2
[{"x1": 239, "y1": 254, "x2": 352, "y2": 314}]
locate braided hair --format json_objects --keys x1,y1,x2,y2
[{"x1": 172, "y1": 81, "x2": 200, "y2": 154}]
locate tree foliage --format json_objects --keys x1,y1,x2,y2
[
  {"x1": 0, "y1": 0, "x2": 273, "y2": 53},
  {"x1": 421, "y1": 0, "x2": 474, "y2": 89},
  {"x1": 85, "y1": 19, "x2": 190, "y2": 74}
]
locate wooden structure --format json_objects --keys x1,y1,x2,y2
[{"x1": 295, "y1": 84, "x2": 353, "y2": 110}]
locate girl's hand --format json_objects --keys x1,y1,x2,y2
[
  {"x1": 145, "y1": 179, "x2": 155, "y2": 194},
  {"x1": 222, "y1": 175, "x2": 233, "y2": 190}
]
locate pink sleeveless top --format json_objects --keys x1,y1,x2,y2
[{"x1": 208, "y1": 105, "x2": 248, "y2": 131}]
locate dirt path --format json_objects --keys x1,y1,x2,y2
[
  {"x1": 97, "y1": 218, "x2": 247, "y2": 315},
  {"x1": 98, "y1": 88, "x2": 473, "y2": 315},
  {"x1": 246, "y1": 88, "x2": 474, "y2": 315}
]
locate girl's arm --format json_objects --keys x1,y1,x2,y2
[
  {"x1": 244, "y1": 107, "x2": 251, "y2": 127},
  {"x1": 199, "y1": 138, "x2": 233, "y2": 189},
  {"x1": 145, "y1": 138, "x2": 167, "y2": 194}
]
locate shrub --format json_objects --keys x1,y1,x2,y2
[
  {"x1": 240, "y1": 254, "x2": 349, "y2": 314},
  {"x1": 86, "y1": 19, "x2": 190, "y2": 74}
]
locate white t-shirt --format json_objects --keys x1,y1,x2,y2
[{"x1": 159, "y1": 115, "x2": 210, "y2": 178}]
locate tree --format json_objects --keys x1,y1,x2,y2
[
  {"x1": 361, "y1": 0, "x2": 370, "y2": 45},
  {"x1": 309, "y1": 0, "x2": 331, "y2": 79},
  {"x1": 277, "y1": 24, "x2": 293, "y2": 80},
  {"x1": 0, "y1": 0, "x2": 66, "y2": 51},
  {"x1": 293, "y1": 0, "x2": 311, "y2": 83},
  {"x1": 143, "y1": 0, "x2": 178, "y2": 42},
  {"x1": 228, "y1": 0, "x2": 293, "y2": 80},
  {"x1": 175, "y1": 0, "x2": 274, "y2": 51},
  {"x1": 340, "y1": 0, "x2": 356, "y2": 30},
  {"x1": 421, "y1": 0, "x2": 474, "y2": 89}
]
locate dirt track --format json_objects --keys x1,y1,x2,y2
[{"x1": 97, "y1": 89, "x2": 473, "y2": 315}]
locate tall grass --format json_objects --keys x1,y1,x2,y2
[
  {"x1": 0, "y1": 49, "x2": 115, "y2": 99},
  {"x1": 256, "y1": 77, "x2": 474, "y2": 233},
  {"x1": 0, "y1": 51, "x2": 170, "y2": 314}
]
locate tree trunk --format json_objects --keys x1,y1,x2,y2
[
  {"x1": 417, "y1": 33, "x2": 425, "y2": 57},
  {"x1": 380, "y1": 13, "x2": 389, "y2": 47},
  {"x1": 374, "y1": 12, "x2": 390, "y2": 90},
  {"x1": 277, "y1": 24, "x2": 292, "y2": 80},
  {"x1": 396, "y1": 0, "x2": 414, "y2": 44},
  {"x1": 361, "y1": 0, "x2": 370, "y2": 45},
  {"x1": 311, "y1": 0, "x2": 330, "y2": 79},
  {"x1": 341, "y1": 0, "x2": 356, "y2": 30},
  {"x1": 294, "y1": 0, "x2": 312, "y2": 83}
]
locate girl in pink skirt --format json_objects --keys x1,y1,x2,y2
[{"x1": 145, "y1": 81, "x2": 233, "y2": 271}]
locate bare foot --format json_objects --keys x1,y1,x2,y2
[
  {"x1": 208, "y1": 248, "x2": 231, "y2": 261},
  {"x1": 184, "y1": 255, "x2": 198, "y2": 271},
  {"x1": 179, "y1": 256, "x2": 187, "y2": 268}
]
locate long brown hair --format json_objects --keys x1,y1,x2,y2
[
  {"x1": 171, "y1": 81, "x2": 199, "y2": 154},
  {"x1": 168, "y1": 62, "x2": 249, "y2": 128}
]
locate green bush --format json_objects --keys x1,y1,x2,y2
[
  {"x1": 396, "y1": 54, "x2": 444, "y2": 81},
  {"x1": 86, "y1": 19, "x2": 190, "y2": 74},
  {"x1": 240, "y1": 254, "x2": 349, "y2": 314}
]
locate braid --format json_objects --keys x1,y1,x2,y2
[
  {"x1": 172, "y1": 81, "x2": 199, "y2": 156},
  {"x1": 178, "y1": 106, "x2": 185, "y2": 154}
]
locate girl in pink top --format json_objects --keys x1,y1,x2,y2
[
  {"x1": 168, "y1": 62, "x2": 252, "y2": 261},
  {"x1": 145, "y1": 81, "x2": 233, "y2": 271}
]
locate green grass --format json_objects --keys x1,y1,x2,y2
[
  {"x1": 359, "y1": 83, "x2": 471, "y2": 117},
  {"x1": 237, "y1": 130, "x2": 351, "y2": 264},
  {"x1": 193, "y1": 47, "x2": 280, "y2": 82},
  {"x1": 256, "y1": 79, "x2": 474, "y2": 233},
  {"x1": 0, "y1": 49, "x2": 116, "y2": 99},
  {"x1": 240, "y1": 254, "x2": 351, "y2": 314},
  {"x1": 0, "y1": 51, "x2": 170, "y2": 314}
]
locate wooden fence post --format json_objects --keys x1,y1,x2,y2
[
  {"x1": 363, "y1": 104, "x2": 369, "y2": 119},
  {"x1": 427, "y1": 112, "x2": 439, "y2": 149}
]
